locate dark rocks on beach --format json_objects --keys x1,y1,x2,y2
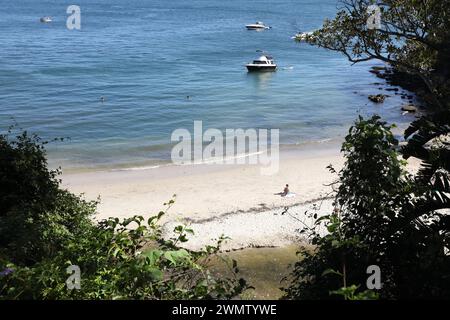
[
  {"x1": 368, "y1": 94, "x2": 386, "y2": 103},
  {"x1": 401, "y1": 104, "x2": 417, "y2": 112},
  {"x1": 368, "y1": 65, "x2": 429, "y2": 115}
]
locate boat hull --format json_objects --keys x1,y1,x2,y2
[
  {"x1": 246, "y1": 65, "x2": 277, "y2": 72},
  {"x1": 246, "y1": 25, "x2": 269, "y2": 30}
]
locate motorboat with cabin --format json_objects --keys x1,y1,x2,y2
[
  {"x1": 40, "y1": 16, "x2": 52, "y2": 23},
  {"x1": 245, "y1": 21, "x2": 270, "y2": 30},
  {"x1": 246, "y1": 54, "x2": 277, "y2": 72},
  {"x1": 293, "y1": 31, "x2": 315, "y2": 42}
]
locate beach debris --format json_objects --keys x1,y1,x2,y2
[
  {"x1": 368, "y1": 94, "x2": 386, "y2": 103},
  {"x1": 401, "y1": 104, "x2": 417, "y2": 113}
]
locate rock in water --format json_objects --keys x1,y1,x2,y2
[
  {"x1": 368, "y1": 94, "x2": 386, "y2": 103},
  {"x1": 401, "y1": 104, "x2": 417, "y2": 112}
]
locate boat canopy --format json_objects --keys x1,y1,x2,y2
[{"x1": 255, "y1": 55, "x2": 273, "y2": 61}]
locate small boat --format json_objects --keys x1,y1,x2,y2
[
  {"x1": 293, "y1": 31, "x2": 314, "y2": 41},
  {"x1": 246, "y1": 54, "x2": 277, "y2": 72},
  {"x1": 40, "y1": 16, "x2": 52, "y2": 23},
  {"x1": 246, "y1": 21, "x2": 270, "y2": 30}
]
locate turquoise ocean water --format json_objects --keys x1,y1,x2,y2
[{"x1": 0, "y1": 0, "x2": 415, "y2": 171}]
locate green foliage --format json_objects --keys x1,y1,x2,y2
[
  {"x1": 292, "y1": 0, "x2": 450, "y2": 300},
  {"x1": 330, "y1": 285, "x2": 379, "y2": 301},
  {"x1": 402, "y1": 110, "x2": 450, "y2": 220},
  {"x1": 308, "y1": 0, "x2": 450, "y2": 109},
  {"x1": 308, "y1": 0, "x2": 450, "y2": 194},
  {"x1": 308, "y1": 0, "x2": 450, "y2": 228},
  {"x1": 1, "y1": 213, "x2": 247, "y2": 300},
  {"x1": 336, "y1": 116, "x2": 414, "y2": 247},
  {"x1": 0, "y1": 129, "x2": 95, "y2": 265},
  {"x1": 0, "y1": 130, "x2": 248, "y2": 300},
  {"x1": 284, "y1": 116, "x2": 450, "y2": 299}
]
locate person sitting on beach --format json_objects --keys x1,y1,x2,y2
[
  {"x1": 282, "y1": 184, "x2": 289, "y2": 197},
  {"x1": 274, "y1": 184, "x2": 295, "y2": 198}
]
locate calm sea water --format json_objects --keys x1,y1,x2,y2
[{"x1": 0, "y1": 0, "x2": 414, "y2": 171}]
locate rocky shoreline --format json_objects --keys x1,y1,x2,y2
[{"x1": 368, "y1": 65, "x2": 430, "y2": 115}]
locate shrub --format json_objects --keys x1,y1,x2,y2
[
  {"x1": 284, "y1": 116, "x2": 450, "y2": 299},
  {"x1": 0, "y1": 129, "x2": 247, "y2": 299}
]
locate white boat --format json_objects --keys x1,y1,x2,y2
[
  {"x1": 293, "y1": 31, "x2": 314, "y2": 41},
  {"x1": 246, "y1": 54, "x2": 277, "y2": 72},
  {"x1": 246, "y1": 21, "x2": 270, "y2": 30},
  {"x1": 40, "y1": 16, "x2": 52, "y2": 23}
]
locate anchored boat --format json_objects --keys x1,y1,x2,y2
[
  {"x1": 40, "y1": 16, "x2": 52, "y2": 23},
  {"x1": 246, "y1": 54, "x2": 277, "y2": 72},
  {"x1": 245, "y1": 21, "x2": 270, "y2": 30},
  {"x1": 293, "y1": 31, "x2": 315, "y2": 42}
]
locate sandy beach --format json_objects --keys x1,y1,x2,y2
[{"x1": 62, "y1": 143, "x2": 421, "y2": 250}]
